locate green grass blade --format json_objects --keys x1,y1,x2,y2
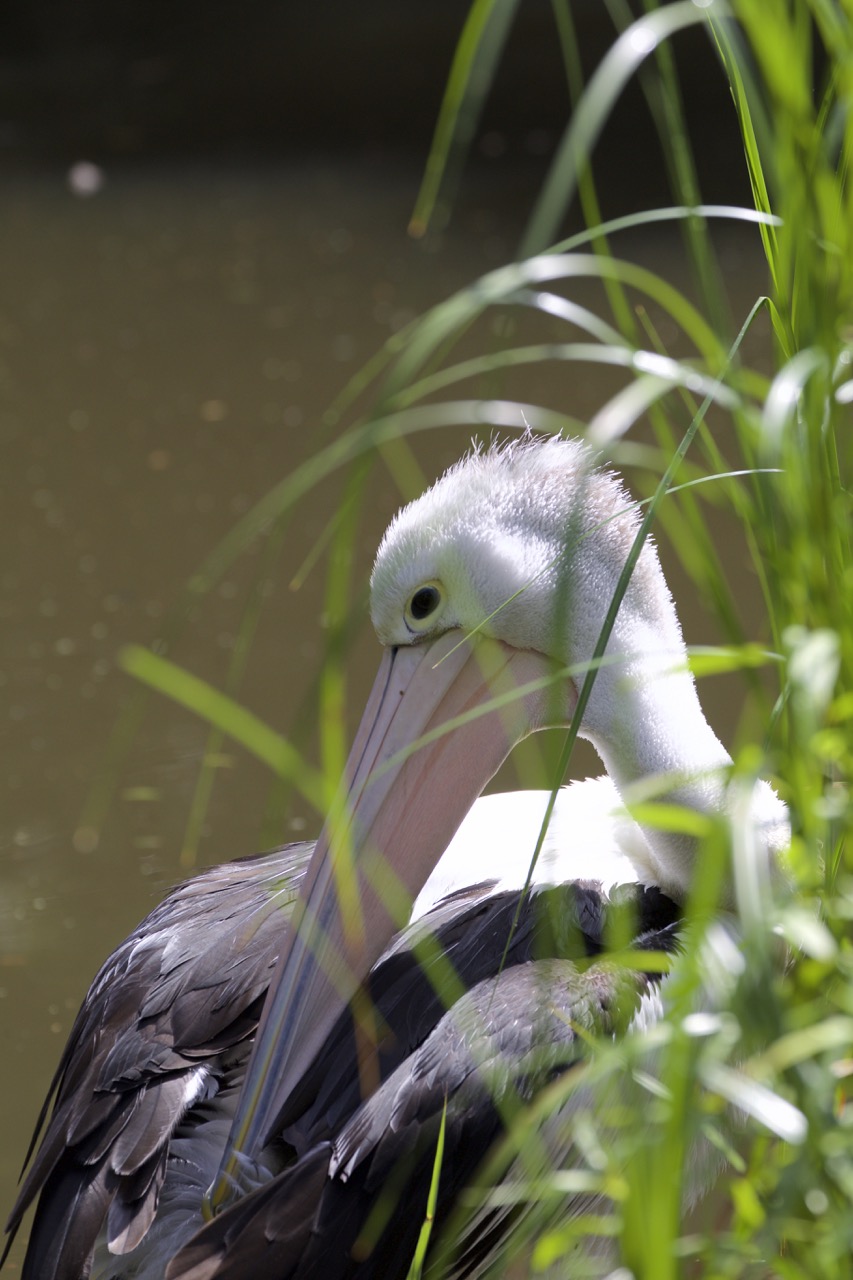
[
  {"x1": 521, "y1": 1, "x2": 720, "y2": 257},
  {"x1": 119, "y1": 645, "x2": 329, "y2": 812},
  {"x1": 409, "y1": 0, "x2": 521, "y2": 237}
]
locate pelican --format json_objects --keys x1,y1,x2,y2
[{"x1": 4, "y1": 435, "x2": 787, "y2": 1279}]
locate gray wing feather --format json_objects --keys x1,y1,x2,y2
[
  {"x1": 5, "y1": 842, "x2": 309, "y2": 1279},
  {"x1": 169, "y1": 884, "x2": 679, "y2": 1280}
]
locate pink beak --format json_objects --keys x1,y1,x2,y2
[{"x1": 209, "y1": 629, "x2": 572, "y2": 1211}]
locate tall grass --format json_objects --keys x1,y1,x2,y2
[{"x1": 119, "y1": 0, "x2": 852, "y2": 1274}]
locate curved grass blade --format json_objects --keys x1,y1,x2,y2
[
  {"x1": 410, "y1": 0, "x2": 521, "y2": 238},
  {"x1": 521, "y1": 1, "x2": 723, "y2": 257},
  {"x1": 119, "y1": 645, "x2": 329, "y2": 813}
]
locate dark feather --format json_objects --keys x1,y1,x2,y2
[
  {"x1": 5, "y1": 842, "x2": 310, "y2": 1278},
  {"x1": 167, "y1": 1147, "x2": 332, "y2": 1280},
  {"x1": 168, "y1": 885, "x2": 680, "y2": 1280},
  {"x1": 6, "y1": 830, "x2": 679, "y2": 1280}
]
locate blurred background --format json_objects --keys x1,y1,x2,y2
[{"x1": 0, "y1": 3, "x2": 768, "y2": 1263}]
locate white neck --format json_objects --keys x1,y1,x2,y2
[
  {"x1": 584, "y1": 648, "x2": 732, "y2": 900},
  {"x1": 581, "y1": 629, "x2": 788, "y2": 904}
]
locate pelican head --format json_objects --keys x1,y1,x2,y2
[
  {"x1": 372, "y1": 435, "x2": 667, "y2": 661},
  {"x1": 371, "y1": 435, "x2": 685, "y2": 747},
  {"x1": 214, "y1": 434, "x2": 786, "y2": 1196}
]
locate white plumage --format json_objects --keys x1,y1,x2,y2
[{"x1": 414, "y1": 777, "x2": 644, "y2": 919}]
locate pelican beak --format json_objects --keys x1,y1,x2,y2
[{"x1": 210, "y1": 629, "x2": 569, "y2": 1211}]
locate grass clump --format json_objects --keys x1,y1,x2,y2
[{"x1": 406, "y1": 3, "x2": 853, "y2": 1275}]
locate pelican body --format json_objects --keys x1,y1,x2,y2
[{"x1": 4, "y1": 436, "x2": 787, "y2": 1278}]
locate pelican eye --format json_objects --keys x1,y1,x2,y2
[{"x1": 405, "y1": 581, "x2": 443, "y2": 631}]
